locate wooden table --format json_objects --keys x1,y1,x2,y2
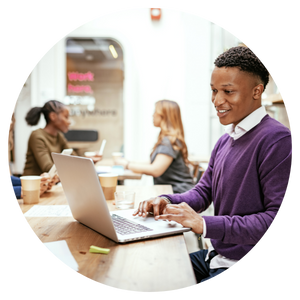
[
  {"x1": 20, "y1": 185, "x2": 196, "y2": 292},
  {"x1": 188, "y1": 155, "x2": 210, "y2": 164}
]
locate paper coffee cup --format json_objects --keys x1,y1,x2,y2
[
  {"x1": 84, "y1": 151, "x2": 96, "y2": 157},
  {"x1": 20, "y1": 176, "x2": 42, "y2": 204},
  {"x1": 98, "y1": 173, "x2": 118, "y2": 200}
]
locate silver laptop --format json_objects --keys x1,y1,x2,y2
[{"x1": 52, "y1": 153, "x2": 191, "y2": 243}]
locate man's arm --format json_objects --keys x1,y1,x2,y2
[
  {"x1": 133, "y1": 136, "x2": 226, "y2": 219},
  {"x1": 159, "y1": 164, "x2": 213, "y2": 213},
  {"x1": 203, "y1": 135, "x2": 291, "y2": 245},
  {"x1": 159, "y1": 136, "x2": 225, "y2": 212}
]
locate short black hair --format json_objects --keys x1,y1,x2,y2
[{"x1": 214, "y1": 46, "x2": 269, "y2": 90}]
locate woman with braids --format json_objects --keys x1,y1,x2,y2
[
  {"x1": 23, "y1": 100, "x2": 76, "y2": 176},
  {"x1": 115, "y1": 100, "x2": 195, "y2": 193},
  {"x1": 7, "y1": 109, "x2": 54, "y2": 197}
]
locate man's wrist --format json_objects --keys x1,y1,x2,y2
[
  {"x1": 161, "y1": 197, "x2": 172, "y2": 204},
  {"x1": 192, "y1": 215, "x2": 205, "y2": 235}
]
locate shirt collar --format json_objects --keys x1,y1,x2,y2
[{"x1": 225, "y1": 106, "x2": 267, "y2": 135}]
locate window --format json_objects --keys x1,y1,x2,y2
[{"x1": 64, "y1": 38, "x2": 124, "y2": 156}]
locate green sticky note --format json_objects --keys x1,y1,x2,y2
[{"x1": 89, "y1": 245, "x2": 110, "y2": 254}]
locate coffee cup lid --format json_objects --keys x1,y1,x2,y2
[
  {"x1": 20, "y1": 176, "x2": 42, "y2": 180},
  {"x1": 98, "y1": 173, "x2": 118, "y2": 177}
]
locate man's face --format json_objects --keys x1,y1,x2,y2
[{"x1": 210, "y1": 66, "x2": 263, "y2": 127}]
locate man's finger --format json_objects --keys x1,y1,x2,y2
[
  {"x1": 133, "y1": 201, "x2": 143, "y2": 216},
  {"x1": 134, "y1": 201, "x2": 148, "y2": 217},
  {"x1": 164, "y1": 204, "x2": 181, "y2": 214},
  {"x1": 152, "y1": 197, "x2": 162, "y2": 217},
  {"x1": 155, "y1": 213, "x2": 180, "y2": 222},
  {"x1": 140, "y1": 201, "x2": 150, "y2": 217}
]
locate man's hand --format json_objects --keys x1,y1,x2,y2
[
  {"x1": 155, "y1": 202, "x2": 204, "y2": 234},
  {"x1": 133, "y1": 197, "x2": 169, "y2": 218}
]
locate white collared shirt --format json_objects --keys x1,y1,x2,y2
[
  {"x1": 202, "y1": 106, "x2": 267, "y2": 269},
  {"x1": 224, "y1": 105, "x2": 267, "y2": 140}
]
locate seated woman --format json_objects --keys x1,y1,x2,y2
[
  {"x1": 115, "y1": 99, "x2": 195, "y2": 193},
  {"x1": 23, "y1": 100, "x2": 101, "y2": 176},
  {"x1": 6, "y1": 119, "x2": 57, "y2": 199},
  {"x1": 23, "y1": 100, "x2": 74, "y2": 176}
]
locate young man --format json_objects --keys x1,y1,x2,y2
[{"x1": 133, "y1": 46, "x2": 292, "y2": 283}]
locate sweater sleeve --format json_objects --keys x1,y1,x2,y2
[
  {"x1": 29, "y1": 133, "x2": 54, "y2": 173},
  {"x1": 159, "y1": 137, "x2": 224, "y2": 213},
  {"x1": 59, "y1": 133, "x2": 78, "y2": 156},
  {"x1": 203, "y1": 135, "x2": 292, "y2": 245},
  {"x1": 159, "y1": 162, "x2": 212, "y2": 213}
]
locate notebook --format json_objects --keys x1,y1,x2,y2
[{"x1": 52, "y1": 153, "x2": 191, "y2": 243}]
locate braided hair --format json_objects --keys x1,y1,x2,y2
[{"x1": 25, "y1": 100, "x2": 66, "y2": 126}]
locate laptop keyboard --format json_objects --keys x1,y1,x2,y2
[{"x1": 111, "y1": 214, "x2": 153, "y2": 235}]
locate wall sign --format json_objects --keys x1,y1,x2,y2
[
  {"x1": 67, "y1": 71, "x2": 94, "y2": 94},
  {"x1": 68, "y1": 71, "x2": 94, "y2": 81},
  {"x1": 68, "y1": 84, "x2": 93, "y2": 94}
]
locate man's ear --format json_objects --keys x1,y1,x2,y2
[
  {"x1": 253, "y1": 84, "x2": 264, "y2": 100},
  {"x1": 48, "y1": 111, "x2": 57, "y2": 122}
]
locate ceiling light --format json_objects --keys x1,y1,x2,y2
[{"x1": 109, "y1": 45, "x2": 118, "y2": 58}]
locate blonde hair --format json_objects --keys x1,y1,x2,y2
[{"x1": 151, "y1": 100, "x2": 189, "y2": 164}]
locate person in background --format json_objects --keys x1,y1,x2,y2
[
  {"x1": 23, "y1": 100, "x2": 101, "y2": 177},
  {"x1": 8, "y1": 112, "x2": 55, "y2": 199},
  {"x1": 23, "y1": 100, "x2": 73, "y2": 176},
  {"x1": 8, "y1": 112, "x2": 15, "y2": 165},
  {"x1": 115, "y1": 99, "x2": 195, "y2": 193}
]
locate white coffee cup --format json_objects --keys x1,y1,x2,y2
[
  {"x1": 98, "y1": 173, "x2": 118, "y2": 200},
  {"x1": 20, "y1": 176, "x2": 42, "y2": 204}
]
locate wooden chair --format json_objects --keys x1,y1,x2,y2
[{"x1": 189, "y1": 163, "x2": 205, "y2": 184}]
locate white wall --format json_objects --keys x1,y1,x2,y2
[
  {"x1": 181, "y1": 14, "x2": 212, "y2": 157},
  {"x1": 13, "y1": 9, "x2": 238, "y2": 176}
]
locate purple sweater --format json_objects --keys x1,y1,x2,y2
[{"x1": 161, "y1": 115, "x2": 291, "y2": 260}]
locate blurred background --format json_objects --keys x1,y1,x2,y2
[{"x1": 9, "y1": 8, "x2": 289, "y2": 184}]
